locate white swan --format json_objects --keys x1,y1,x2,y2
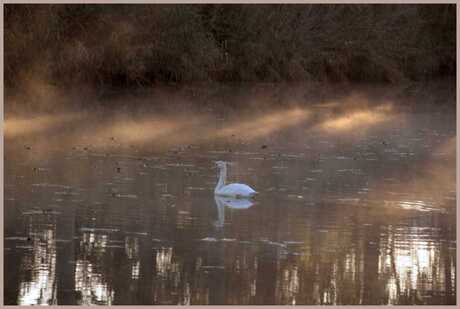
[{"x1": 214, "y1": 161, "x2": 257, "y2": 198}]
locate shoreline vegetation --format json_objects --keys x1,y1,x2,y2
[{"x1": 5, "y1": 4, "x2": 456, "y2": 113}]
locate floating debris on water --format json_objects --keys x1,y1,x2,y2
[
  {"x1": 200, "y1": 237, "x2": 218, "y2": 242},
  {"x1": 80, "y1": 227, "x2": 119, "y2": 233},
  {"x1": 16, "y1": 245, "x2": 34, "y2": 249},
  {"x1": 117, "y1": 194, "x2": 138, "y2": 199},
  {"x1": 54, "y1": 191, "x2": 80, "y2": 196},
  {"x1": 32, "y1": 183, "x2": 73, "y2": 189},
  {"x1": 186, "y1": 187, "x2": 207, "y2": 191},
  {"x1": 55, "y1": 239, "x2": 72, "y2": 243},
  {"x1": 200, "y1": 265, "x2": 225, "y2": 269},
  {"x1": 336, "y1": 198, "x2": 360, "y2": 204},
  {"x1": 126, "y1": 231, "x2": 148, "y2": 236},
  {"x1": 283, "y1": 241, "x2": 304, "y2": 245},
  {"x1": 259, "y1": 240, "x2": 287, "y2": 248},
  {"x1": 5, "y1": 236, "x2": 28, "y2": 241},
  {"x1": 22, "y1": 209, "x2": 61, "y2": 215},
  {"x1": 166, "y1": 163, "x2": 196, "y2": 167}
]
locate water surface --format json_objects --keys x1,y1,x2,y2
[{"x1": 4, "y1": 103, "x2": 456, "y2": 305}]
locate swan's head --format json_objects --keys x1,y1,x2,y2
[{"x1": 215, "y1": 161, "x2": 227, "y2": 169}]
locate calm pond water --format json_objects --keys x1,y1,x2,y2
[{"x1": 4, "y1": 102, "x2": 456, "y2": 305}]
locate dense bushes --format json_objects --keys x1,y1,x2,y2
[{"x1": 4, "y1": 4, "x2": 456, "y2": 92}]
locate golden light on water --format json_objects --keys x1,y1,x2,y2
[
  {"x1": 5, "y1": 107, "x2": 312, "y2": 153},
  {"x1": 74, "y1": 108, "x2": 311, "y2": 149},
  {"x1": 318, "y1": 110, "x2": 388, "y2": 133},
  {"x1": 4, "y1": 113, "x2": 82, "y2": 138},
  {"x1": 5, "y1": 102, "x2": 399, "y2": 152},
  {"x1": 215, "y1": 108, "x2": 310, "y2": 140},
  {"x1": 81, "y1": 116, "x2": 204, "y2": 147}
]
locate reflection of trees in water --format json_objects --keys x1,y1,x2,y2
[
  {"x1": 379, "y1": 225, "x2": 456, "y2": 305},
  {"x1": 125, "y1": 236, "x2": 140, "y2": 280},
  {"x1": 69, "y1": 200, "x2": 455, "y2": 305},
  {"x1": 17, "y1": 212, "x2": 57, "y2": 305},
  {"x1": 152, "y1": 246, "x2": 183, "y2": 304},
  {"x1": 11, "y1": 187, "x2": 454, "y2": 305},
  {"x1": 74, "y1": 231, "x2": 114, "y2": 305}
]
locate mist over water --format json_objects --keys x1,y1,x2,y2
[{"x1": 4, "y1": 89, "x2": 456, "y2": 305}]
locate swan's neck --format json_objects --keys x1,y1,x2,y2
[{"x1": 215, "y1": 166, "x2": 227, "y2": 192}]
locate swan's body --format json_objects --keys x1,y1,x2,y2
[
  {"x1": 216, "y1": 183, "x2": 256, "y2": 197},
  {"x1": 214, "y1": 161, "x2": 257, "y2": 198}
]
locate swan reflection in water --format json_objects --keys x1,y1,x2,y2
[
  {"x1": 196, "y1": 195, "x2": 255, "y2": 304},
  {"x1": 214, "y1": 195, "x2": 255, "y2": 228}
]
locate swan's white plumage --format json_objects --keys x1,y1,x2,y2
[
  {"x1": 216, "y1": 183, "x2": 256, "y2": 197},
  {"x1": 214, "y1": 161, "x2": 257, "y2": 198}
]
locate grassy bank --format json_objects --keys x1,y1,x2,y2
[{"x1": 5, "y1": 4, "x2": 456, "y2": 99}]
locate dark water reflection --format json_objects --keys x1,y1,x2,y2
[{"x1": 4, "y1": 105, "x2": 456, "y2": 305}]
